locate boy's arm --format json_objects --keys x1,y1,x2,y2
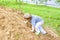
[
  {"x1": 31, "y1": 18, "x2": 35, "y2": 32},
  {"x1": 31, "y1": 26, "x2": 35, "y2": 32}
]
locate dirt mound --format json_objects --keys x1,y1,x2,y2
[{"x1": 0, "y1": 6, "x2": 60, "y2": 40}]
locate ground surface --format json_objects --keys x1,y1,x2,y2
[{"x1": 0, "y1": 6, "x2": 60, "y2": 40}]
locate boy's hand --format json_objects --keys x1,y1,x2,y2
[
  {"x1": 24, "y1": 21, "x2": 28, "y2": 24},
  {"x1": 30, "y1": 26, "x2": 35, "y2": 32}
]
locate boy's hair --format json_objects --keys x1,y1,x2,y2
[{"x1": 23, "y1": 13, "x2": 32, "y2": 19}]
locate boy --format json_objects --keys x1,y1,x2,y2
[{"x1": 23, "y1": 13, "x2": 47, "y2": 35}]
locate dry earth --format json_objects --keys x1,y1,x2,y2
[{"x1": 0, "y1": 6, "x2": 60, "y2": 40}]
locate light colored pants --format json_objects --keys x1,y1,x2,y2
[{"x1": 35, "y1": 21, "x2": 46, "y2": 34}]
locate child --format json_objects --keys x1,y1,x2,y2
[{"x1": 23, "y1": 13, "x2": 47, "y2": 35}]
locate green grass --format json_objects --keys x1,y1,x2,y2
[{"x1": 0, "y1": 0, "x2": 60, "y2": 36}]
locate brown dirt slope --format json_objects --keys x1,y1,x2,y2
[{"x1": 0, "y1": 6, "x2": 60, "y2": 40}]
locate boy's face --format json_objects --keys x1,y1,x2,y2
[{"x1": 24, "y1": 18, "x2": 31, "y2": 22}]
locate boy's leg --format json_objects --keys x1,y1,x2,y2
[
  {"x1": 38, "y1": 21, "x2": 47, "y2": 35},
  {"x1": 39, "y1": 26, "x2": 47, "y2": 35},
  {"x1": 35, "y1": 22, "x2": 41, "y2": 35},
  {"x1": 35, "y1": 21, "x2": 46, "y2": 35}
]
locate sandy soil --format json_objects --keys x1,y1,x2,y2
[{"x1": 0, "y1": 6, "x2": 60, "y2": 40}]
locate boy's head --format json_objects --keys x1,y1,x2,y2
[
  {"x1": 23, "y1": 13, "x2": 32, "y2": 19},
  {"x1": 23, "y1": 13, "x2": 32, "y2": 22}
]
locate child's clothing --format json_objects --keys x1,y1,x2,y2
[{"x1": 31, "y1": 15, "x2": 46, "y2": 35}]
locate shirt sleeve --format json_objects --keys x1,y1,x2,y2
[
  {"x1": 31, "y1": 16, "x2": 36, "y2": 27},
  {"x1": 31, "y1": 20, "x2": 36, "y2": 27}
]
